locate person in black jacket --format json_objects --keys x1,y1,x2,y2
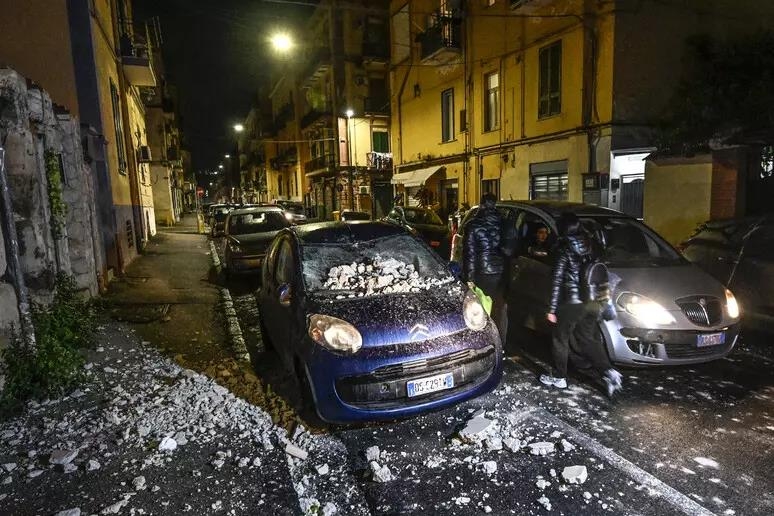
[
  {"x1": 463, "y1": 193, "x2": 507, "y2": 338},
  {"x1": 541, "y1": 212, "x2": 623, "y2": 396}
]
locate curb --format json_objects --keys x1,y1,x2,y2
[{"x1": 209, "y1": 239, "x2": 250, "y2": 362}]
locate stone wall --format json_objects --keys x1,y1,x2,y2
[{"x1": 0, "y1": 67, "x2": 101, "y2": 341}]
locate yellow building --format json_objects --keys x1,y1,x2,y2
[
  {"x1": 261, "y1": 0, "x2": 392, "y2": 220},
  {"x1": 0, "y1": 0, "x2": 157, "y2": 277},
  {"x1": 390, "y1": 0, "x2": 774, "y2": 223}
]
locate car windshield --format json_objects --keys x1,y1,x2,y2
[
  {"x1": 301, "y1": 234, "x2": 454, "y2": 297},
  {"x1": 403, "y1": 208, "x2": 443, "y2": 226},
  {"x1": 228, "y1": 211, "x2": 289, "y2": 235},
  {"x1": 581, "y1": 216, "x2": 683, "y2": 267}
]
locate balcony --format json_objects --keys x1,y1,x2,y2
[
  {"x1": 363, "y1": 96, "x2": 390, "y2": 116},
  {"x1": 418, "y1": 15, "x2": 462, "y2": 65},
  {"x1": 366, "y1": 152, "x2": 393, "y2": 171},
  {"x1": 304, "y1": 154, "x2": 336, "y2": 175},
  {"x1": 362, "y1": 41, "x2": 389, "y2": 67},
  {"x1": 300, "y1": 103, "x2": 333, "y2": 129},
  {"x1": 120, "y1": 34, "x2": 157, "y2": 87},
  {"x1": 301, "y1": 47, "x2": 332, "y2": 87},
  {"x1": 274, "y1": 102, "x2": 295, "y2": 129}
]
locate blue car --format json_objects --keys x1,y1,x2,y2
[{"x1": 257, "y1": 221, "x2": 502, "y2": 423}]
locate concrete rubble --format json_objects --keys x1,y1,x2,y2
[
  {"x1": 369, "y1": 461, "x2": 395, "y2": 483},
  {"x1": 561, "y1": 465, "x2": 588, "y2": 484},
  {"x1": 527, "y1": 442, "x2": 555, "y2": 456},
  {"x1": 323, "y1": 258, "x2": 454, "y2": 297}
]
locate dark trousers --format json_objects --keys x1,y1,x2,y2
[
  {"x1": 475, "y1": 273, "x2": 507, "y2": 341},
  {"x1": 551, "y1": 302, "x2": 612, "y2": 378}
]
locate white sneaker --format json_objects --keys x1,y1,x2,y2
[
  {"x1": 540, "y1": 374, "x2": 567, "y2": 389},
  {"x1": 604, "y1": 369, "x2": 623, "y2": 397}
]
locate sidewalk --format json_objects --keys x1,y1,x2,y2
[{"x1": 0, "y1": 219, "x2": 357, "y2": 515}]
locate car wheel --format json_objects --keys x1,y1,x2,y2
[{"x1": 257, "y1": 312, "x2": 274, "y2": 352}]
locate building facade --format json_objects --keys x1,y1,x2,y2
[{"x1": 389, "y1": 0, "x2": 774, "y2": 226}]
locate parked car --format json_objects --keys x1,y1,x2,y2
[
  {"x1": 498, "y1": 201, "x2": 741, "y2": 365},
  {"x1": 209, "y1": 205, "x2": 232, "y2": 237},
  {"x1": 384, "y1": 206, "x2": 450, "y2": 258},
  {"x1": 340, "y1": 210, "x2": 371, "y2": 222},
  {"x1": 275, "y1": 200, "x2": 307, "y2": 224},
  {"x1": 256, "y1": 221, "x2": 502, "y2": 423},
  {"x1": 222, "y1": 207, "x2": 290, "y2": 277},
  {"x1": 680, "y1": 216, "x2": 774, "y2": 331}
]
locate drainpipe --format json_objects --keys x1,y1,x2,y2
[{"x1": 0, "y1": 146, "x2": 36, "y2": 348}]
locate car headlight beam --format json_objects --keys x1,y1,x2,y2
[
  {"x1": 616, "y1": 292, "x2": 675, "y2": 326},
  {"x1": 463, "y1": 290, "x2": 488, "y2": 331},
  {"x1": 725, "y1": 289, "x2": 740, "y2": 319},
  {"x1": 308, "y1": 314, "x2": 362, "y2": 354}
]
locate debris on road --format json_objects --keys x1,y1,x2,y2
[
  {"x1": 49, "y1": 449, "x2": 78, "y2": 466},
  {"x1": 479, "y1": 460, "x2": 498, "y2": 475},
  {"x1": 527, "y1": 442, "x2": 555, "y2": 456},
  {"x1": 365, "y1": 445, "x2": 380, "y2": 462},
  {"x1": 158, "y1": 437, "x2": 177, "y2": 452},
  {"x1": 369, "y1": 461, "x2": 395, "y2": 482},
  {"x1": 561, "y1": 465, "x2": 588, "y2": 484},
  {"x1": 285, "y1": 443, "x2": 309, "y2": 461},
  {"x1": 560, "y1": 439, "x2": 575, "y2": 452},
  {"x1": 459, "y1": 414, "x2": 495, "y2": 441},
  {"x1": 537, "y1": 495, "x2": 552, "y2": 511}
]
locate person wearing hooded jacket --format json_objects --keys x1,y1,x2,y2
[
  {"x1": 541, "y1": 212, "x2": 623, "y2": 396},
  {"x1": 462, "y1": 193, "x2": 508, "y2": 338}
]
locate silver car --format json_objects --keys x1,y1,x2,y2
[{"x1": 501, "y1": 201, "x2": 741, "y2": 366}]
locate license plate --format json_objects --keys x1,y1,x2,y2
[
  {"x1": 697, "y1": 332, "x2": 725, "y2": 348},
  {"x1": 430, "y1": 240, "x2": 441, "y2": 247},
  {"x1": 407, "y1": 373, "x2": 454, "y2": 397}
]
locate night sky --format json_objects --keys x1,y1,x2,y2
[{"x1": 134, "y1": 0, "x2": 315, "y2": 175}]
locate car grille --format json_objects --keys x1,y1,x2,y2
[
  {"x1": 676, "y1": 296, "x2": 722, "y2": 327},
  {"x1": 664, "y1": 341, "x2": 733, "y2": 359},
  {"x1": 371, "y1": 349, "x2": 474, "y2": 379}
]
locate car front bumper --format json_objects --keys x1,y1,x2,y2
[
  {"x1": 603, "y1": 317, "x2": 740, "y2": 365},
  {"x1": 306, "y1": 323, "x2": 503, "y2": 423}
]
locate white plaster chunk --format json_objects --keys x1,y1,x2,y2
[
  {"x1": 285, "y1": 443, "x2": 308, "y2": 460},
  {"x1": 562, "y1": 465, "x2": 588, "y2": 484},
  {"x1": 527, "y1": 442, "x2": 555, "y2": 456}
]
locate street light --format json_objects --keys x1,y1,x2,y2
[
  {"x1": 233, "y1": 124, "x2": 244, "y2": 133},
  {"x1": 218, "y1": 164, "x2": 224, "y2": 170},
  {"x1": 346, "y1": 109, "x2": 355, "y2": 210},
  {"x1": 270, "y1": 32, "x2": 294, "y2": 53},
  {"x1": 224, "y1": 154, "x2": 231, "y2": 159}
]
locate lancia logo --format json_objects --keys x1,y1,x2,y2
[
  {"x1": 699, "y1": 298, "x2": 707, "y2": 307},
  {"x1": 409, "y1": 323, "x2": 431, "y2": 341}
]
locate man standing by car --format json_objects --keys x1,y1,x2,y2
[
  {"x1": 542, "y1": 212, "x2": 623, "y2": 396},
  {"x1": 463, "y1": 193, "x2": 507, "y2": 338}
]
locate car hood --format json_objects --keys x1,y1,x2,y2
[
  {"x1": 229, "y1": 232, "x2": 280, "y2": 252},
  {"x1": 308, "y1": 289, "x2": 467, "y2": 348},
  {"x1": 610, "y1": 264, "x2": 727, "y2": 309}
]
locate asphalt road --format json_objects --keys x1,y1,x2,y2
[{"x1": 223, "y1": 267, "x2": 774, "y2": 516}]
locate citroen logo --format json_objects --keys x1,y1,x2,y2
[{"x1": 409, "y1": 323, "x2": 431, "y2": 341}]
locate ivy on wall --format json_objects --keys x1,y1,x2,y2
[{"x1": 44, "y1": 150, "x2": 67, "y2": 239}]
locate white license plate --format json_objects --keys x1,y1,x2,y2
[
  {"x1": 407, "y1": 373, "x2": 454, "y2": 397},
  {"x1": 697, "y1": 332, "x2": 725, "y2": 348}
]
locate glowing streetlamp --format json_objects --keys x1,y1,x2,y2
[
  {"x1": 218, "y1": 164, "x2": 224, "y2": 170},
  {"x1": 233, "y1": 124, "x2": 244, "y2": 133},
  {"x1": 224, "y1": 154, "x2": 231, "y2": 159},
  {"x1": 270, "y1": 32, "x2": 294, "y2": 53}
]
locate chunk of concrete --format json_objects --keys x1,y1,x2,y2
[
  {"x1": 527, "y1": 442, "x2": 555, "y2": 456},
  {"x1": 459, "y1": 416, "x2": 493, "y2": 440},
  {"x1": 479, "y1": 461, "x2": 497, "y2": 475},
  {"x1": 285, "y1": 443, "x2": 308, "y2": 460},
  {"x1": 49, "y1": 449, "x2": 78, "y2": 465},
  {"x1": 365, "y1": 446, "x2": 380, "y2": 462},
  {"x1": 562, "y1": 465, "x2": 588, "y2": 484},
  {"x1": 158, "y1": 437, "x2": 177, "y2": 452},
  {"x1": 369, "y1": 461, "x2": 394, "y2": 482}
]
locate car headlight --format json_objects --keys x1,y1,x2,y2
[
  {"x1": 616, "y1": 292, "x2": 675, "y2": 326},
  {"x1": 228, "y1": 243, "x2": 243, "y2": 254},
  {"x1": 284, "y1": 212, "x2": 294, "y2": 221},
  {"x1": 308, "y1": 314, "x2": 362, "y2": 354},
  {"x1": 463, "y1": 290, "x2": 488, "y2": 331},
  {"x1": 725, "y1": 289, "x2": 740, "y2": 319}
]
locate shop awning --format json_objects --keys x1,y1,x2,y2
[{"x1": 390, "y1": 166, "x2": 444, "y2": 187}]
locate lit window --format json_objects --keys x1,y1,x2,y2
[{"x1": 484, "y1": 71, "x2": 500, "y2": 131}]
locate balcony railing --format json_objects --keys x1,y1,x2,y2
[
  {"x1": 362, "y1": 41, "x2": 389, "y2": 62},
  {"x1": 301, "y1": 47, "x2": 332, "y2": 85},
  {"x1": 300, "y1": 103, "x2": 333, "y2": 129},
  {"x1": 363, "y1": 96, "x2": 390, "y2": 115},
  {"x1": 366, "y1": 152, "x2": 392, "y2": 171},
  {"x1": 418, "y1": 14, "x2": 462, "y2": 65},
  {"x1": 304, "y1": 154, "x2": 336, "y2": 175},
  {"x1": 120, "y1": 33, "x2": 157, "y2": 87}
]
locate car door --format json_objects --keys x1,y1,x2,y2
[
  {"x1": 729, "y1": 225, "x2": 774, "y2": 319},
  {"x1": 271, "y1": 237, "x2": 297, "y2": 367},
  {"x1": 507, "y1": 209, "x2": 556, "y2": 332}
]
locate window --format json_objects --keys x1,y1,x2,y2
[
  {"x1": 530, "y1": 160, "x2": 568, "y2": 201},
  {"x1": 538, "y1": 41, "x2": 562, "y2": 118},
  {"x1": 441, "y1": 88, "x2": 454, "y2": 142},
  {"x1": 514, "y1": 211, "x2": 555, "y2": 261},
  {"x1": 372, "y1": 131, "x2": 389, "y2": 152},
  {"x1": 275, "y1": 239, "x2": 294, "y2": 285},
  {"x1": 483, "y1": 72, "x2": 500, "y2": 131},
  {"x1": 481, "y1": 179, "x2": 500, "y2": 200},
  {"x1": 109, "y1": 80, "x2": 127, "y2": 174}
]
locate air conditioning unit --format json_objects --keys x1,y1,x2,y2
[
  {"x1": 358, "y1": 185, "x2": 370, "y2": 195},
  {"x1": 137, "y1": 145, "x2": 152, "y2": 162}
]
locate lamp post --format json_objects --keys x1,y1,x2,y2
[{"x1": 346, "y1": 108, "x2": 354, "y2": 210}]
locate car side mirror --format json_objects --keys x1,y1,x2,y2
[{"x1": 278, "y1": 284, "x2": 292, "y2": 307}]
